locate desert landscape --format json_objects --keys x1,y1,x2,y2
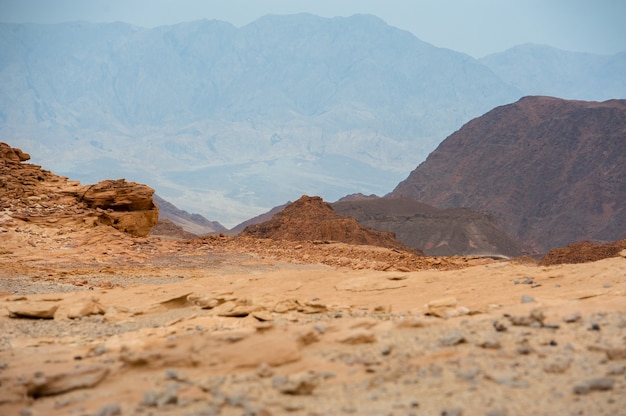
[{"x1": 1, "y1": 143, "x2": 626, "y2": 416}]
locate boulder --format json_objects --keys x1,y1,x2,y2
[{"x1": 79, "y1": 179, "x2": 159, "y2": 237}]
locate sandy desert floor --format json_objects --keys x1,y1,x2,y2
[{"x1": 1, "y1": 223, "x2": 625, "y2": 416}]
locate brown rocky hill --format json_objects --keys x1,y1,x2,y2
[
  {"x1": 230, "y1": 201, "x2": 291, "y2": 235},
  {"x1": 332, "y1": 198, "x2": 525, "y2": 257},
  {"x1": 540, "y1": 238, "x2": 626, "y2": 266},
  {"x1": 241, "y1": 195, "x2": 420, "y2": 254},
  {"x1": 389, "y1": 96, "x2": 626, "y2": 253},
  {"x1": 0, "y1": 142, "x2": 158, "y2": 237},
  {"x1": 153, "y1": 194, "x2": 226, "y2": 235}
]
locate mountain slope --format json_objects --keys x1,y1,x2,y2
[
  {"x1": 0, "y1": 15, "x2": 520, "y2": 226},
  {"x1": 389, "y1": 96, "x2": 626, "y2": 253},
  {"x1": 153, "y1": 194, "x2": 227, "y2": 235},
  {"x1": 332, "y1": 198, "x2": 524, "y2": 257}
]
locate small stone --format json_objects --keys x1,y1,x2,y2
[
  {"x1": 604, "y1": 347, "x2": 626, "y2": 360},
  {"x1": 607, "y1": 364, "x2": 626, "y2": 375},
  {"x1": 141, "y1": 391, "x2": 158, "y2": 407},
  {"x1": 562, "y1": 312, "x2": 581, "y2": 323},
  {"x1": 157, "y1": 384, "x2": 178, "y2": 407},
  {"x1": 492, "y1": 320, "x2": 508, "y2": 332},
  {"x1": 256, "y1": 363, "x2": 274, "y2": 378},
  {"x1": 573, "y1": 377, "x2": 615, "y2": 395},
  {"x1": 272, "y1": 371, "x2": 319, "y2": 395},
  {"x1": 25, "y1": 365, "x2": 109, "y2": 397},
  {"x1": 589, "y1": 323, "x2": 601, "y2": 331},
  {"x1": 529, "y1": 308, "x2": 545, "y2": 324},
  {"x1": 543, "y1": 357, "x2": 572, "y2": 374},
  {"x1": 426, "y1": 296, "x2": 458, "y2": 318},
  {"x1": 93, "y1": 403, "x2": 122, "y2": 416},
  {"x1": 439, "y1": 331, "x2": 466, "y2": 347},
  {"x1": 442, "y1": 407, "x2": 464, "y2": 416},
  {"x1": 520, "y1": 295, "x2": 534, "y2": 304},
  {"x1": 165, "y1": 368, "x2": 186, "y2": 381},
  {"x1": 477, "y1": 336, "x2": 501, "y2": 350}
]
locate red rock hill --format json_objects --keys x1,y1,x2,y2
[
  {"x1": 241, "y1": 195, "x2": 420, "y2": 254},
  {"x1": 389, "y1": 96, "x2": 626, "y2": 253}
]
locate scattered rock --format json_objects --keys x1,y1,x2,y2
[
  {"x1": 92, "y1": 403, "x2": 122, "y2": 416},
  {"x1": 573, "y1": 377, "x2": 615, "y2": 395},
  {"x1": 426, "y1": 297, "x2": 458, "y2": 318},
  {"x1": 7, "y1": 302, "x2": 59, "y2": 319},
  {"x1": 562, "y1": 312, "x2": 581, "y2": 323},
  {"x1": 476, "y1": 336, "x2": 501, "y2": 350},
  {"x1": 272, "y1": 371, "x2": 319, "y2": 395},
  {"x1": 141, "y1": 384, "x2": 179, "y2": 407},
  {"x1": 66, "y1": 298, "x2": 106, "y2": 319},
  {"x1": 336, "y1": 329, "x2": 377, "y2": 345},
  {"x1": 441, "y1": 407, "x2": 464, "y2": 416},
  {"x1": 543, "y1": 357, "x2": 572, "y2": 374},
  {"x1": 439, "y1": 330, "x2": 466, "y2": 347},
  {"x1": 520, "y1": 295, "x2": 535, "y2": 304},
  {"x1": 25, "y1": 365, "x2": 109, "y2": 397}
]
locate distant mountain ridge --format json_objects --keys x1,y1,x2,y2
[
  {"x1": 389, "y1": 96, "x2": 626, "y2": 253},
  {"x1": 480, "y1": 44, "x2": 626, "y2": 101},
  {"x1": 153, "y1": 195, "x2": 226, "y2": 235},
  {"x1": 1, "y1": 15, "x2": 624, "y2": 226}
]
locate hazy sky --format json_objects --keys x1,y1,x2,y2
[{"x1": 1, "y1": 0, "x2": 625, "y2": 57}]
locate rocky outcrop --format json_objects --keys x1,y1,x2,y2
[
  {"x1": 79, "y1": 179, "x2": 158, "y2": 237},
  {"x1": 0, "y1": 142, "x2": 158, "y2": 237},
  {"x1": 389, "y1": 96, "x2": 626, "y2": 253},
  {"x1": 241, "y1": 195, "x2": 419, "y2": 253}
]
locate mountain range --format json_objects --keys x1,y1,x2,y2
[{"x1": 1, "y1": 14, "x2": 625, "y2": 226}]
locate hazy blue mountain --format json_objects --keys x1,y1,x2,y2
[
  {"x1": 480, "y1": 44, "x2": 626, "y2": 101},
  {"x1": 1, "y1": 15, "x2": 622, "y2": 226}
]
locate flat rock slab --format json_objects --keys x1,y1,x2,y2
[{"x1": 7, "y1": 301, "x2": 59, "y2": 319}]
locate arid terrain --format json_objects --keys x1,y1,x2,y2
[{"x1": 2, "y1": 143, "x2": 626, "y2": 416}]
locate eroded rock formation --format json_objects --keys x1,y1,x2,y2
[{"x1": 0, "y1": 142, "x2": 158, "y2": 237}]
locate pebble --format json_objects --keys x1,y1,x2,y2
[
  {"x1": 562, "y1": 312, "x2": 581, "y2": 323},
  {"x1": 272, "y1": 371, "x2": 319, "y2": 395},
  {"x1": 92, "y1": 403, "x2": 122, "y2": 416},
  {"x1": 441, "y1": 407, "x2": 464, "y2": 416},
  {"x1": 573, "y1": 377, "x2": 615, "y2": 395},
  {"x1": 439, "y1": 330, "x2": 466, "y2": 347},
  {"x1": 141, "y1": 383, "x2": 179, "y2": 407},
  {"x1": 492, "y1": 320, "x2": 508, "y2": 332},
  {"x1": 520, "y1": 295, "x2": 535, "y2": 304},
  {"x1": 485, "y1": 409, "x2": 508, "y2": 416}
]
